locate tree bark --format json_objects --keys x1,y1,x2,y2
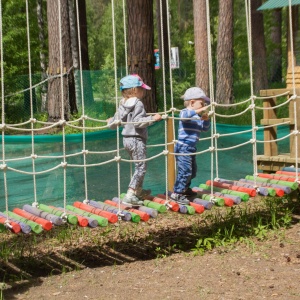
[
  {"x1": 251, "y1": 0, "x2": 268, "y2": 93},
  {"x1": 127, "y1": 0, "x2": 156, "y2": 112},
  {"x1": 47, "y1": 0, "x2": 76, "y2": 122},
  {"x1": 36, "y1": 0, "x2": 47, "y2": 112},
  {"x1": 216, "y1": 0, "x2": 233, "y2": 104},
  {"x1": 193, "y1": 0, "x2": 209, "y2": 95},
  {"x1": 270, "y1": 9, "x2": 282, "y2": 83}
]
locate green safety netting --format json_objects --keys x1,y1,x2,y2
[{"x1": 0, "y1": 120, "x2": 290, "y2": 211}]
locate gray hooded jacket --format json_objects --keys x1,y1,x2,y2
[{"x1": 108, "y1": 97, "x2": 154, "y2": 141}]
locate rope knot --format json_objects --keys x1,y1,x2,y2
[
  {"x1": 161, "y1": 114, "x2": 168, "y2": 119},
  {"x1": 209, "y1": 146, "x2": 215, "y2": 152},
  {"x1": 0, "y1": 164, "x2": 7, "y2": 170},
  {"x1": 253, "y1": 126, "x2": 259, "y2": 131},
  {"x1": 31, "y1": 154, "x2": 37, "y2": 159},
  {"x1": 0, "y1": 124, "x2": 6, "y2": 130},
  {"x1": 291, "y1": 94, "x2": 297, "y2": 100},
  {"x1": 61, "y1": 162, "x2": 67, "y2": 168},
  {"x1": 82, "y1": 149, "x2": 89, "y2": 155},
  {"x1": 32, "y1": 202, "x2": 39, "y2": 208},
  {"x1": 82, "y1": 115, "x2": 88, "y2": 120},
  {"x1": 59, "y1": 119, "x2": 66, "y2": 126},
  {"x1": 213, "y1": 133, "x2": 220, "y2": 138},
  {"x1": 83, "y1": 199, "x2": 90, "y2": 204},
  {"x1": 30, "y1": 118, "x2": 36, "y2": 123},
  {"x1": 170, "y1": 107, "x2": 176, "y2": 112},
  {"x1": 163, "y1": 150, "x2": 169, "y2": 155},
  {"x1": 293, "y1": 130, "x2": 299, "y2": 135},
  {"x1": 115, "y1": 156, "x2": 121, "y2": 162},
  {"x1": 113, "y1": 120, "x2": 122, "y2": 126},
  {"x1": 208, "y1": 111, "x2": 214, "y2": 116},
  {"x1": 250, "y1": 138, "x2": 256, "y2": 143},
  {"x1": 249, "y1": 104, "x2": 255, "y2": 110}
]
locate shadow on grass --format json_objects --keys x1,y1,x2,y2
[{"x1": 1, "y1": 194, "x2": 300, "y2": 299}]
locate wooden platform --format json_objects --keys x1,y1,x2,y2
[{"x1": 257, "y1": 153, "x2": 298, "y2": 172}]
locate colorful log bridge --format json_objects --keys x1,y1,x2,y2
[{"x1": 0, "y1": 167, "x2": 298, "y2": 234}]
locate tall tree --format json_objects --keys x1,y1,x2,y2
[
  {"x1": 47, "y1": 0, "x2": 76, "y2": 122},
  {"x1": 193, "y1": 0, "x2": 210, "y2": 95},
  {"x1": 216, "y1": 0, "x2": 234, "y2": 104},
  {"x1": 269, "y1": 9, "x2": 282, "y2": 83},
  {"x1": 127, "y1": 0, "x2": 156, "y2": 112},
  {"x1": 36, "y1": 0, "x2": 48, "y2": 112},
  {"x1": 251, "y1": 0, "x2": 268, "y2": 93}
]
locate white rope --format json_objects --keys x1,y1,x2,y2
[
  {"x1": 75, "y1": 0, "x2": 89, "y2": 203},
  {"x1": 25, "y1": 0, "x2": 39, "y2": 207},
  {"x1": 288, "y1": 0, "x2": 299, "y2": 180},
  {"x1": 111, "y1": 0, "x2": 122, "y2": 214}
]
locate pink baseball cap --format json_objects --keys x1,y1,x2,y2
[{"x1": 120, "y1": 74, "x2": 151, "y2": 90}]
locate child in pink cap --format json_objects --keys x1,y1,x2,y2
[{"x1": 107, "y1": 74, "x2": 161, "y2": 205}]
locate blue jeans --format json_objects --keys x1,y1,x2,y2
[{"x1": 173, "y1": 143, "x2": 197, "y2": 194}]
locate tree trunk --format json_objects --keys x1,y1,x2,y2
[
  {"x1": 252, "y1": 0, "x2": 268, "y2": 93},
  {"x1": 193, "y1": 0, "x2": 209, "y2": 95},
  {"x1": 270, "y1": 9, "x2": 282, "y2": 83},
  {"x1": 127, "y1": 0, "x2": 156, "y2": 112},
  {"x1": 75, "y1": 0, "x2": 94, "y2": 107},
  {"x1": 216, "y1": 0, "x2": 233, "y2": 104},
  {"x1": 36, "y1": 0, "x2": 48, "y2": 112},
  {"x1": 47, "y1": 0, "x2": 76, "y2": 122}
]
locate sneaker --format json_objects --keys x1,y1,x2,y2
[
  {"x1": 135, "y1": 188, "x2": 151, "y2": 199},
  {"x1": 169, "y1": 192, "x2": 190, "y2": 205},
  {"x1": 122, "y1": 190, "x2": 143, "y2": 206},
  {"x1": 182, "y1": 188, "x2": 197, "y2": 197}
]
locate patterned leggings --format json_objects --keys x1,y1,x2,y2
[{"x1": 123, "y1": 137, "x2": 147, "y2": 190}]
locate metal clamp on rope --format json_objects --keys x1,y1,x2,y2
[
  {"x1": 164, "y1": 199, "x2": 172, "y2": 209},
  {"x1": 115, "y1": 156, "x2": 121, "y2": 162},
  {"x1": 4, "y1": 220, "x2": 12, "y2": 229},
  {"x1": 30, "y1": 118, "x2": 36, "y2": 123},
  {"x1": 117, "y1": 211, "x2": 124, "y2": 221},
  {"x1": 32, "y1": 202, "x2": 39, "y2": 208},
  {"x1": 209, "y1": 197, "x2": 216, "y2": 204},
  {"x1": 0, "y1": 164, "x2": 7, "y2": 170},
  {"x1": 163, "y1": 150, "x2": 169, "y2": 155},
  {"x1": 61, "y1": 212, "x2": 68, "y2": 223}
]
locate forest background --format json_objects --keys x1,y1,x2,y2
[{"x1": 0, "y1": 0, "x2": 289, "y2": 128}]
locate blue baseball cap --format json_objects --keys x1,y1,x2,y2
[{"x1": 120, "y1": 74, "x2": 151, "y2": 91}]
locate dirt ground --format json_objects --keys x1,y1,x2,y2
[{"x1": 2, "y1": 198, "x2": 300, "y2": 300}]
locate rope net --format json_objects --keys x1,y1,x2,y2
[{"x1": 0, "y1": 0, "x2": 297, "y2": 218}]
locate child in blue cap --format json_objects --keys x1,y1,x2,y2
[
  {"x1": 170, "y1": 87, "x2": 211, "y2": 205},
  {"x1": 107, "y1": 74, "x2": 161, "y2": 205}
]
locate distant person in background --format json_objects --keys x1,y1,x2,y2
[
  {"x1": 170, "y1": 87, "x2": 211, "y2": 205},
  {"x1": 107, "y1": 74, "x2": 161, "y2": 205}
]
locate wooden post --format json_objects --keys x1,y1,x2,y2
[
  {"x1": 167, "y1": 117, "x2": 176, "y2": 191},
  {"x1": 263, "y1": 97, "x2": 278, "y2": 157}
]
